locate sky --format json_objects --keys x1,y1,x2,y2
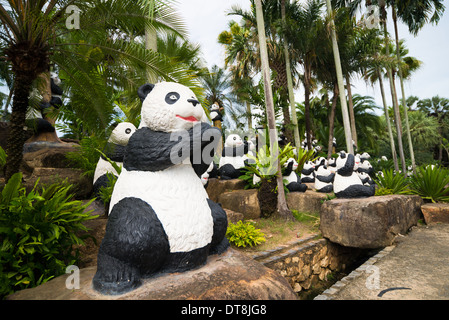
[{"x1": 175, "y1": 0, "x2": 449, "y2": 111}]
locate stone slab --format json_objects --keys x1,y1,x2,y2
[
  {"x1": 421, "y1": 203, "x2": 449, "y2": 225},
  {"x1": 217, "y1": 189, "x2": 261, "y2": 220},
  {"x1": 7, "y1": 249, "x2": 297, "y2": 300},
  {"x1": 320, "y1": 195, "x2": 423, "y2": 249}
]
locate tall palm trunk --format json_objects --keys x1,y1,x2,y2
[
  {"x1": 282, "y1": 0, "x2": 301, "y2": 149},
  {"x1": 345, "y1": 74, "x2": 357, "y2": 149},
  {"x1": 392, "y1": 5, "x2": 415, "y2": 174},
  {"x1": 303, "y1": 64, "x2": 312, "y2": 150},
  {"x1": 380, "y1": 2, "x2": 406, "y2": 173},
  {"x1": 5, "y1": 72, "x2": 34, "y2": 181},
  {"x1": 378, "y1": 67, "x2": 399, "y2": 171},
  {"x1": 325, "y1": 0, "x2": 353, "y2": 154},
  {"x1": 327, "y1": 82, "x2": 339, "y2": 160},
  {"x1": 254, "y1": 0, "x2": 292, "y2": 221}
]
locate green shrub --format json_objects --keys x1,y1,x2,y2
[
  {"x1": 65, "y1": 136, "x2": 106, "y2": 179},
  {"x1": 0, "y1": 173, "x2": 96, "y2": 298},
  {"x1": 408, "y1": 166, "x2": 449, "y2": 203},
  {"x1": 373, "y1": 169, "x2": 410, "y2": 194},
  {"x1": 226, "y1": 220, "x2": 266, "y2": 248},
  {"x1": 375, "y1": 187, "x2": 394, "y2": 196}
]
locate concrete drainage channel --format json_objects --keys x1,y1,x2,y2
[
  {"x1": 247, "y1": 234, "x2": 386, "y2": 300},
  {"x1": 314, "y1": 245, "x2": 395, "y2": 300}
]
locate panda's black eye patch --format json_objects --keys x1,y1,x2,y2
[
  {"x1": 125, "y1": 128, "x2": 132, "y2": 134},
  {"x1": 165, "y1": 92, "x2": 180, "y2": 105}
]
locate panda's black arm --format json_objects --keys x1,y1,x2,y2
[
  {"x1": 337, "y1": 154, "x2": 355, "y2": 177},
  {"x1": 316, "y1": 173, "x2": 335, "y2": 183},
  {"x1": 124, "y1": 127, "x2": 192, "y2": 172},
  {"x1": 283, "y1": 161, "x2": 294, "y2": 176},
  {"x1": 190, "y1": 122, "x2": 222, "y2": 177},
  {"x1": 101, "y1": 143, "x2": 127, "y2": 162},
  {"x1": 301, "y1": 167, "x2": 315, "y2": 175}
]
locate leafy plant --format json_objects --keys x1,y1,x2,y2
[
  {"x1": 226, "y1": 220, "x2": 266, "y2": 248},
  {"x1": 0, "y1": 173, "x2": 97, "y2": 298},
  {"x1": 65, "y1": 136, "x2": 106, "y2": 179},
  {"x1": 375, "y1": 187, "x2": 394, "y2": 196},
  {"x1": 0, "y1": 146, "x2": 6, "y2": 168},
  {"x1": 98, "y1": 172, "x2": 118, "y2": 209},
  {"x1": 408, "y1": 166, "x2": 449, "y2": 203},
  {"x1": 373, "y1": 169, "x2": 410, "y2": 194}
]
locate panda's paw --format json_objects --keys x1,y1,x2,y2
[{"x1": 92, "y1": 269, "x2": 142, "y2": 296}]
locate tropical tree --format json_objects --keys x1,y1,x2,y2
[
  {"x1": 254, "y1": 0, "x2": 292, "y2": 220},
  {"x1": 0, "y1": 0, "x2": 192, "y2": 182},
  {"x1": 417, "y1": 96, "x2": 449, "y2": 162}
]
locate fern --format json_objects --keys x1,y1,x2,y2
[
  {"x1": 408, "y1": 166, "x2": 449, "y2": 203},
  {"x1": 226, "y1": 221, "x2": 266, "y2": 248}
]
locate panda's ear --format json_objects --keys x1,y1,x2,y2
[{"x1": 138, "y1": 83, "x2": 155, "y2": 102}]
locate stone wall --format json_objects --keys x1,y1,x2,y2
[{"x1": 251, "y1": 237, "x2": 370, "y2": 297}]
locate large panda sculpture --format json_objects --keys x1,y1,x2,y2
[
  {"x1": 92, "y1": 122, "x2": 137, "y2": 200},
  {"x1": 92, "y1": 82, "x2": 229, "y2": 295},
  {"x1": 218, "y1": 134, "x2": 249, "y2": 180},
  {"x1": 333, "y1": 153, "x2": 375, "y2": 198}
]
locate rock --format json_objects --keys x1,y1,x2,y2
[
  {"x1": 23, "y1": 167, "x2": 93, "y2": 199},
  {"x1": 320, "y1": 195, "x2": 423, "y2": 249},
  {"x1": 206, "y1": 178, "x2": 246, "y2": 203},
  {"x1": 7, "y1": 249, "x2": 298, "y2": 300},
  {"x1": 22, "y1": 145, "x2": 79, "y2": 169},
  {"x1": 224, "y1": 208, "x2": 244, "y2": 224},
  {"x1": 421, "y1": 203, "x2": 449, "y2": 225},
  {"x1": 286, "y1": 190, "x2": 329, "y2": 214},
  {"x1": 218, "y1": 189, "x2": 261, "y2": 220}
]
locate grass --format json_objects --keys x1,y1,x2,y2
[{"x1": 234, "y1": 210, "x2": 320, "y2": 253}]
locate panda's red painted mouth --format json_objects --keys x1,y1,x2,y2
[{"x1": 176, "y1": 115, "x2": 199, "y2": 122}]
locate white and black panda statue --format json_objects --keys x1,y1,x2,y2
[
  {"x1": 314, "y1": 165, "x2": 334, "y2": 193},
  {"x1": 92, "y1": 82, "x2": 229, "y2": 295},
  {"x1": 301, "y1": 160, "x2": 315, "y2": 183},
  {"x1": 218, "y1": 134, "x2": 249, "y2": 180},
  {"x1": 333, "y1": 153, "x2": 375, "y2": 198},
  {"x1": 209, "y1": 102, "x2": 223, "y2": 122},
  {"x1": 92, "y1": 122, "x2": 136, "y2": 199},
  {"x1": 283, "y1": 158, "x2": 307, "y2": 192}
]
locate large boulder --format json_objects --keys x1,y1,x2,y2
[
  {"x1": 7, "y1": 249, "x2": 298, "y2": 300},
  {"x1": 320, "y1": 195, "x2": 423, "y2": 249},
  {"x1": 217, "y1": 189, "x2": 261, "y2": 220},
  {"x1": 286, "y1": 190, "x2": 330, "y2": 214},
  {"x1": 206, "y1": 178, "x2": 246, "y2": 203}
]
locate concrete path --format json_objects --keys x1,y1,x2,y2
[{"x1": 315, "y1": 223, "x2": 449, "y2": 300}]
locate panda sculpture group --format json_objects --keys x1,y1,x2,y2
[{"x1": 93, "y1": 82, "x2": 229, "y2": 295}]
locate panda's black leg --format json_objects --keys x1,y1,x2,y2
[
  {"x1": 92, "y1": 197, "x2": 170, "y2": 295},
  {"x1": 287, "y1": 182, "x2": 308, "y2": 193},
  {"x1": 92, "y1": 174, "x2": 110, "y2": 201},
  {"x1": 207, "y1": 199, "x2": 230, "y2": 255}
]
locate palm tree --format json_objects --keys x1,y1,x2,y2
[
  {"x1": 254, "y1": 0, "x2": 292, "y2": 221},
  {"x1": 325, "y1": 0, "x2": 353, "y2": 154},
  {"x1": 417, "y1": 96, "x2": 449, "y2": 163},
  {"x1": 0, "y1": 0, "x2": 191, "y2": 182},
  {"x1": 284, "y1": 0, "x2": 324, "y2": 151}
]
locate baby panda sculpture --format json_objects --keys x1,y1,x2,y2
[
  {"x1": 92, "y1": 82, "x2": 229, "y2": 295},
  {"x1": 92, "y1": 122, "x2": 136, "y2": 200},
  {"x1": 209, "y1": 102, "x2": 223, "y2": 122},
  {"x1": 314, "y1": 165, "x2": 334, "y2": 193},
  {"x1": 283, "y1": 158, "x2": 307, "y2": 192},
  {"x1": 333, "y1": 153, "x2": 375, "y2": 198},
  {"x1": 218, "y1": 134, "x2": 249, "y2": 180},
  {"x1": 301, "y1": 160, "x2": 315, "y2": 183}
]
